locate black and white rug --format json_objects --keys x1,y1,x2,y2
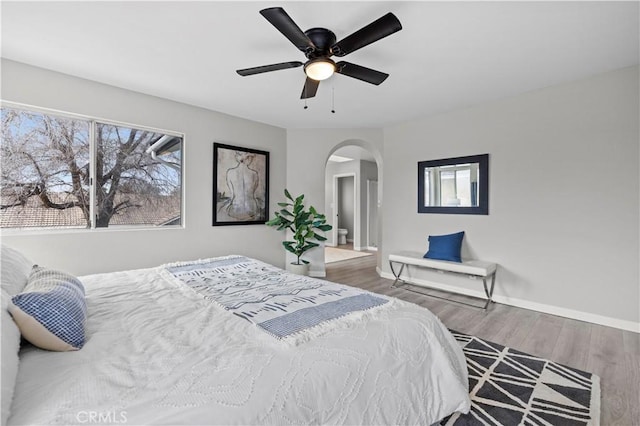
[{"x1": 441, "y1": 331, "x2": 601, "y2": 426}]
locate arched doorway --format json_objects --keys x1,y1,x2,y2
[{"x1": 323, "y1": 140, "x2": 383, "y2": 271}]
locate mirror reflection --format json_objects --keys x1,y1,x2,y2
[{"x1": 424, "y1": 163, "x2": 480, "y2": 207}]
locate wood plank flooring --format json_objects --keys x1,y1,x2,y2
[{"x1": 324, "y1": 254, "x2": 640, "y2": 426}]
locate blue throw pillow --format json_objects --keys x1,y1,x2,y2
[
  {"x1": 9, "y1": 266, "x2": 86, "y2": 351},
  {"x1": 424, "y1": 231, "x2": 465, "y2": 263}
]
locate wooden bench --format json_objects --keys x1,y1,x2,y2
[{"x1": 388, "y1": 251, "x2": 497, "y2": 310}]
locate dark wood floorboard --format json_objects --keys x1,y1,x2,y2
[{"x1": 324, "y1": 254, "x2": 640, "y2": 426}]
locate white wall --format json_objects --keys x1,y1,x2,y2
[
  {"x1": 286, "y1": 129, "x2": 384, "y2": 276},
  {"x1": 0, "y1": 59, "x2": 287, "y2": 275},
  {"x1": 382, "y1": 66, "x2": 639, "y2": 328}
]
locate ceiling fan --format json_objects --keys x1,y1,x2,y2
[{"x1": 236, "y1": 7, "x2": 402, "y2": 99}]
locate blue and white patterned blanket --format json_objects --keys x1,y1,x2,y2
[{"x1": 163, "y1": 256, "x2": 389, "y2": 340}]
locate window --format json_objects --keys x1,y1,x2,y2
[
  {"x1": 1, "y1": 105, "x2": 183, "y2": 230},
  {"x1": 439, "y1": 166, "x2": 472, "y2": 207},
  {"x1": 95, "y1": 123, "x2": 182, "y2": 228}
]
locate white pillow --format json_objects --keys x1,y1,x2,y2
[
  {"x1": 1, "y1": 245, "x2": 33, "y2": 296},
  {"x1": 0, "y1": 245, "x2": 34, "y2": 425}
]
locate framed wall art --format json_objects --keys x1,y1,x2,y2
[{"x1": 213, "y1": 143, "x2": 269, "y2": 226}]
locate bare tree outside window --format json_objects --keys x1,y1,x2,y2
[
  {"x1": 95, "y1": 123, "x2": 182, "y2": 228},
  {"x1": 1, "y1": 108, "x2": 90, "y2": 228},
  {"x1": 0, "y1": 107, "x2": 182, "y2": 229}
]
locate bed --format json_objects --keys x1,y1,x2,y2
[{"x1": 2, "y1": 246, "x2": 471, "y2": 425}]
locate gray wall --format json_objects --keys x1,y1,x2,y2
[
  {"x1": 367, "y1": 180, "x2": 379, "y2": 248},
  {"x1": 382, "y1": 66, "x2": 639, "y2": 326},
  {"x1": 337, "y1": 176, "x2": 355, "y2": 242},
  {"x1": 3, "y1": 58, "x2": 637, "y2": 329},
  {"x1": 0, "y1": 59, "x2": 287, "y2": 275},
  {"x1": 324, "y1": 160, "x2": 357, "y2": 246},
  {"x1": 286, "y1": 67, "x2": 638, "y2": 328},
  {"x1": 360, "y1": 161, "x2": 378, "y2": 248}
]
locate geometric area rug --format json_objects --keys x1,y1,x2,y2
[{"x1": 440, "y1": 331, "x2": 601, "y2": 426}]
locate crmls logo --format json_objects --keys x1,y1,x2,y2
[{"x1": 76, "y1": 411, "x2": 128, "y2": 424}]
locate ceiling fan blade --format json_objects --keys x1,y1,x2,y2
[
  {"x1": 236, "y1": 61, "x2": 303, "y2": 76},
  {"x1": 335, "y1": 61, "x2": 389, "y2": 85},
  {"x1": 331, "y1": 12, "x2": 402, "y2": 57},
  {"x1": 260, "y1": 7, "x2": 316, "y2": 52},
  {"x1": 300, "y1": 77, "x2": 320, "y2": 99}
]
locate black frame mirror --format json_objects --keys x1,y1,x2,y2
[{"x1": 418, "y1": 154, "x2": 489, "y2": 215}]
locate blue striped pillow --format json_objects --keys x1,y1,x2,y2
[{"x1": 9, "y1": 267, "x2": 87, "y2": 351}]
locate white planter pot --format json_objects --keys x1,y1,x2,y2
[{"x1": 287, "y1": 262, "x2": 310, "y2": 276}]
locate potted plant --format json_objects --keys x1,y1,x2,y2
[{"x1": 266, "y1": 189, "x2": 332, "y2": 275}]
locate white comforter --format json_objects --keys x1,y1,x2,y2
[{"x1": 9, "y1": 260, "x2": 470, "y2": 425}]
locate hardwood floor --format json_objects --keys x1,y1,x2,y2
[{"x1": 325, "y1": 254, "x2": 640, "y2": 426}]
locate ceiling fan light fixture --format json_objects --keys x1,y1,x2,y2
[
  {"x1": 237, "y1": 8, "x2": 403, "y2": 100},
  {"x1": 304, "y1": 58, "x2": 336, "y2": 81}
]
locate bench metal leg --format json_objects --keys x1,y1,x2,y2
[
  {"x1": 389, "y1": 261, "x2": 406, "y2": 287},
  {"x1": 482, "y1": 272, "x2": 497, "y2": 310}
]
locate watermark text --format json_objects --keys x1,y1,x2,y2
[{"x1": 76, "y1": 411, "x2": 127, "y2": 424}]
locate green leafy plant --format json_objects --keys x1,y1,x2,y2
[{"x1": 266, "y1": 189, "x2": 332, "y2": 265}]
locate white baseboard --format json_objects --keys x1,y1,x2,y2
[
  {"x1": 325, "y1": 242, "x2": 337, "y2": 247},
  {"x1": 309, "y1": 270, "x2": 326, "y2": 278},
  {"x1": 353, "y1": 246, "x2": 364, "y2": 251},
  {"x1": 379, "y1": 271, "x2": 640, "y2": 333},
  {"x1": 367, "y1": 246, "x2": 378, "y2": 251}
]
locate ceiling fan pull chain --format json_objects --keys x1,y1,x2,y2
[
  {"x1": 304, "y1": 98, "x2": 308, "y2": 110},
  {"x1": 331, "y1": 87, "x2": 336, "y2": 114}
]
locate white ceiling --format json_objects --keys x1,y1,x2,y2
[{"x1": 2, "y1": 1, "x2": 638, "y2": 129}]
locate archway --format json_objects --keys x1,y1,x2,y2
[{"x1": 323, "y1": 139, "x2": 383, "y2": 272}]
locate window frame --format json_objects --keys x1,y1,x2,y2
[{"x1": 1, "y1": 101, "x2": 186, "y2": 234}]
